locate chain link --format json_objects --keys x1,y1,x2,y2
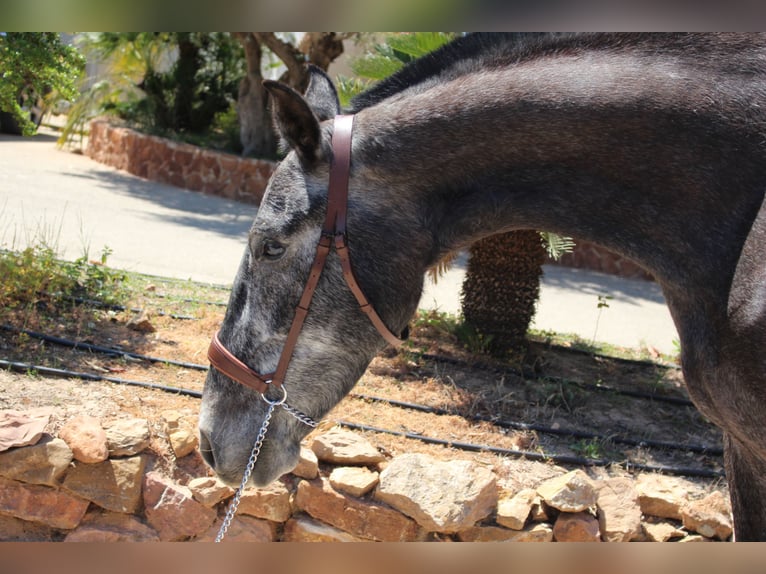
[{"x1": 214, "y1": 396, "x2": 318, "y2": 542}]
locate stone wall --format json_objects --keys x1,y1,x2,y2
[
  {"x1": 554, "y1": 240, "x2": 655, "y2": 281},
  {"x1": 86, "y1": 120, "x2": 275, "y2": 205},
  {"x1": 0, "y1": 410, "x2": 733, "y2": 542}
]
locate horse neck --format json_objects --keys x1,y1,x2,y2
[{"x1": 353, "y1": 56, "x2": 766, "y2": 295}]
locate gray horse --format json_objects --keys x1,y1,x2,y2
[{"x1": 199, "y1": 33, "x2": 766, "y2": 541}]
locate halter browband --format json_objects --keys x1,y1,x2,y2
[{"x1": 208, "y1": 114, "x2": 404, "y2": 395}]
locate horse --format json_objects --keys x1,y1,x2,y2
[{"x1": 198, "y1": 33, "x2": 766, "y2": 541}]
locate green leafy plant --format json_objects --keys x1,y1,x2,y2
[{"x1": 0, "y1": 32, "x2": 85, "y2": 136}]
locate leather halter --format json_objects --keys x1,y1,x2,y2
[{"x1": 208, "y1": 114, "x2": 405, "y2": 396}]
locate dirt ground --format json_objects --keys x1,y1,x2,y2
[{"x1": 0, "y1": 273, "x2": 727, "y2": 499}]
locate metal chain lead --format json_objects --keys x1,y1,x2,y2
[
  {"x1": 215, "y1": 393, "x2": 318, "y2": 542},
  {"x1": 214, "y1": 401, "x2": 276, "y2": 543}
]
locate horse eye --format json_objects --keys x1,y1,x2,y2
[{"x1": 262, "y1": 240, "x2": 286, "y2": 260}]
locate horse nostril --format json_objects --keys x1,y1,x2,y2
[{"x1": 198, "y1": 430, "x2": 217, "y2": 470}]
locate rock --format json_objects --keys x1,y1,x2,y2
[
  {"x1": 291, "y1": 446, "x2": 319, "y2": 479},
  {"x1": 237, "y1": 480, "x2": 292, "y2": 523},
  {"x1": 329, "y1": 466, "x2": 379, "y2": 497},
  {"x1": 62, "y1": 455, "x2": 147, "y2": 513},
  {"x1": 64, "y1": 511, "x2": 159, "y2": 542},
  {"x1": 126, "y1": 311, "x2": 155, "y2": 333},
  {"x1": 0, "y1": 476, "x2": 89, "y2": 530},
  {"x1": 374, "y1": 453, "x2": 497, "y2": 533},
  {"x1": 0, "y1": 513, "x2": 57, "y2": 541},
  {"x1": 537, "y1": 470, "x2": 597, "y2": 513},
  {"x1": 104, "y1": 418, "x2": 151, "y2": 457},
  {"x1": 168, "y1": 427, "x2": 198, "y2": 458},
  {"x1": 0, "y1": 407, "x2": 55, "y2": 451},
  {"x1": 0, "y1": 436, "x2": 72, "y2": 486},
  {"x1": 188, "y1": 476, "x2": 235, "y2": 507},
  {"x1": 283, "y1": 516, "x2": 365, "y2": 542},
  {"x1": 642, "y1": 520, "x2": 685, "y2": 542},
  {"x1": 162, "y1": 411, "x2": 198, "y2": 458},
  {"x1": 457, "y1": 523, "x2": 554, "y2": 542},
  {"x1": 198, "y1": 515, "x2": 276, "y2": 542},
  {"x1": 311, "y1": 428, "x2": 385, "y2": 465},
  {"x1": 681, "y1": 491, "x2": 733, "y2": 541},
  {"x1": 635, "y1": 473, "x2": 691, "y2": 520},
  {"x1": 58, "y1": 415, "x2": 109, "y2": 463},
  {"x1": 295, "y1": 477, "x2": 420, "y2": 542},
  {"x1": 143, "y1": 471, "x2": 217, "y2": 541},
  {"x1": 595, "y1": 477, "x2": 642, "y2": 542},
  {"x1": 496, "y1": 488, "x2": 536, "y2": 530},
  {"x1": 553, "y1": 511, "x2": 601, "y2": 542}
]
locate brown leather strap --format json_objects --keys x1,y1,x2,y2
[
  {"x1": 208, "y1": 332, "x2": 274, "y2": 394},
  {"x1": 209, "y1": 114, "x2": 404, "y2": 395}
]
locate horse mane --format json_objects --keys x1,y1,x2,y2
[{"x1": 347, "y1": 32, "x2": 764, "y2": 113}]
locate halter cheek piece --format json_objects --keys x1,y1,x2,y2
[{"x1": 208, "y1": 114, "x2": 405, "y2": 399}]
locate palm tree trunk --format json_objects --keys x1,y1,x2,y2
[{"x1": 460, "y1": 230, "x2": 547, "y2": 356}]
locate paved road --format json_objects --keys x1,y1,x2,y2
[{"x1": 0, "y1": 132, "x2": 679, "y2": 353}]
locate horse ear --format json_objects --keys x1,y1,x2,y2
[
  {"x1": 304, "y1": 64, "x2": 341, "y2": 121},
  {"x1": 263, "y1": 80, "x2": 322, "y2": 164}
]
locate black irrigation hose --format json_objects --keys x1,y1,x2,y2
[
  {"x1": 66, "y1": 296, "x2": 196, "y2": 321},
  {"x1": 416, "y1": 351, "x2": 695, "y2": 407},
  {"x1": 2, "y1": 325, "x2": 711, "y2": 451},
  {"x1": 0, "y1": 359, "x2": 202, "y2": 398},
  {"x1": 336, "y1": 421, "x2": 724, "y2": 479},
  {"x1": 0, "y1": 357, "x2": 723, "y2": 479},
  {"x1": 0, "y1": 325, "x2": 209, "y2": 371},
  {"x1": 351, "y1": 393, "x2": 723, "y2": 456}
]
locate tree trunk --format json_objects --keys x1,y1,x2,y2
[
  {"x1": 235, "y1": 33, "x2": 275, "y2": 159},
  {"x1": 460, "y1": 230, "x2": 547, "y2": 356}
]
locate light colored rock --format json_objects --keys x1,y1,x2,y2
[
  {"x1": 681, "y1": 491, "x2": 733, "y2": 541},
  {"x1": 198, "y1": 516, "x2": 276, "y2": 542},
  {"x1": 238, "y1": 480, "x2": 292, "y2": 522},
  {"x1": 311, "y1": 428, "x2": 385, "y2": 465},
  {"x1": 375, "y1": 453, "x2": 497, "y2": 533},
  {"x1": 292, "y1": 446, "x2": 319, "y2": 479},
  {"x1": 0, "y1": 436, "x2": 72, "y2": 486},
  {"x1": 0, "y1": 407, "x2": 54, "y2": 452},
  {"x1": 635, "y1": 473, "x2": 691, "y2": 520},
  {"x1": 143, "y1": 471, "x2": 217, "y2": 541},
  {"x1": 642, "y1": 520, "x2": 685, "y2": 542},
  {"x1": 496, "y1": 488, "x2": 536, "y2": 530},
  {"x1": 0, "y1": 476, "x2": 89, "y2": 530},
  {"x1": 329, "y1": 466, "x2": 379, "y2": 497},
  {"x1": 295, "y1": 477, "x2": 420, "y2": 542},
  {"x1": 126, "y1": 311, "x2": 155, "y2": 332},
  {"x1": 458, "y1": 523, "x2": 554, "y2": 542},
  {"x1": 58, "y1": 415, "x2": 109, "y2": 463},
  {"x1": 62, "y1": 455, "x2": 147, "y2": 513},
  {"x1": 168, "y1": 427, "x2": 198, "y2": 458},
  {"x1": 64, "y1": 511, "x2": 159, "y2": 542},
  {"x1": 553, "y1": 511, "x2": 601, "y2": 542},
  {"x1": 595, "y1": 477, "x2": 642, "y2": 542},
  {"x1": 188, "y1": 476, "x2": 235, "y2": 507},
  {"x1": 537, "y1": 470, "x2": 597, "y2": 513},
  {"x1": 283, "y1": 516, "x2": 365, "y2": 542},
  {"x1": 104, "y1": 418, "x2": 151, "y2": 457}
]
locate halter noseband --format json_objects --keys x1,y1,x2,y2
[{"x1": 208, "y1": 114, "x2": 405, "y2": 397}]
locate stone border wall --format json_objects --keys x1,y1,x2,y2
[
  {"x1": 553, "y1": 240, "x2": 654, "y2": 281},
  {"x1": 0, "y1": 412, "x2": 732, "y2": 542},
  {"x1": 86, "y1": 120, "x2": 275, "y2": 205}
]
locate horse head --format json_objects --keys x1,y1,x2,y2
[{"x1": 198, "y1": 67, "x2": 425, "y2": 486}]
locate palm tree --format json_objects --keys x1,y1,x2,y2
[{"x1": 339, "y1": 33, "x2": 573, "y2": 357}]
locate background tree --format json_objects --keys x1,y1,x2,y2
[
  {"x1": 0, "y1": 32, "x2": 85, "y2": 135},
  {"x1": 234, "y1": 32, "x2": 350, "y2": 158}
]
